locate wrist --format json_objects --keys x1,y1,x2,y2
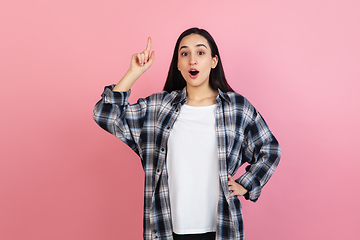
[{"x1": 126, "y1": 67, "x2": 143, "y2": 79}]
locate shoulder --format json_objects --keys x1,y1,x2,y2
[
  {"x1": 141, "y1": 90, "x2": 182, "y2": 106},
  {"x1": 224, "y1": 91, "x2": 255, "y2": 112},
  {"x1": 221, "y1": 91, "x2": 261, "y2": 126}
]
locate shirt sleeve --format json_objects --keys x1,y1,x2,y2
[
  {"x1": 93, "y1": 84, "x2": 148, "y2": 158},
  {"x1": 235, "y1": 110, "x2": 281, "y2": 202}
]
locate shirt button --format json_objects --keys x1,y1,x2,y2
[
  {"x1": 156, "y1": 169, "x2": 160, "y2": 173},
  {"x1": 176, "y1": 109, "x2": 179, "y2": 112},
  {"x1": 161, "y1": 148, "x2": 165, "y2": 152},
  {"x1": 167, "y1": 126, "x2": 170, "y2": 130}
]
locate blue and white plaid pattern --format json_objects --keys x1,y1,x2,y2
[{"x1": 93, "y1": 85, "x2": 281, "y2": 240}]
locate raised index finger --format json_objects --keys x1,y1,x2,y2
[{"x1": 146, "y1": 37, "x2": 151, "y2": 52}]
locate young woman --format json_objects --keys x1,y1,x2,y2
[{"x1": 93, "y1": 28, "x2": 281, "y2": 240}]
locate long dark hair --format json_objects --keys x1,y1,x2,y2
[{"x1": 163, "y1": 27, "x2": 234, "y2": 93}]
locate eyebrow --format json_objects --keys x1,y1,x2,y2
[{"x1": 179, "y1": 44, "x2": 208, "y2": 50}]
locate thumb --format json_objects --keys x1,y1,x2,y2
[{"x1": 147, "y1": 51, "x2": 155, "y2": 66}]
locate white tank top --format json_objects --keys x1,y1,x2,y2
[{"x1": 166, "y1": 104, "x2": 219, "y2": 234}]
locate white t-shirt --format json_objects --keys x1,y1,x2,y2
[{"x1": 166, "y1": 104, "x2": 219, "y2": 234}]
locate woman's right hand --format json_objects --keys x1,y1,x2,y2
[
  {"x1": 129, "y1": 37, "x2": 155, "y2": 75},
  {"x1": 113, "y1": 37, "x2": 155, "y2": 92}
]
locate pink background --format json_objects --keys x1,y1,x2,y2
[{"x1": 1, "y1": 0, "x2": 359, "y2": 239}]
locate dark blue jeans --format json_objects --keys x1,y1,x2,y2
[{"x1": 172, "y1": 232, "x2": 216, "y2": 240}]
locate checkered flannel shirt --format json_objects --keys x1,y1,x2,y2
[{"x1": 93, "y1": 85, "x2": 281, "y2": 240}]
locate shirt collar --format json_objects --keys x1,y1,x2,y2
[
  {"x1": 172, "y1": 87, "x2": 231, "y2": 106},
  {"x1": 217, "y1": 88, "x2": 231, "y2": 104}
]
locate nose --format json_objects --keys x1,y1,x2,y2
[{"x1": 190, "y1": 54, "x2": 197, "y2": 65}]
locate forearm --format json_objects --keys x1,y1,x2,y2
[
  {"x1": 236, "y1": 109, "x2": 281, "y2": 201},
  {"x1": 113, "y1": 69, "x2": 142, "y2": 92},
  {"x1": 237, "y1": 136, "x2": 281, "y2": 202}
]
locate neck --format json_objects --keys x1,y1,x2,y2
[{"x1": 186, "y1": 83, "x2": 218, "y2": 106}]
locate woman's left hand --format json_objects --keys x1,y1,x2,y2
[{"x1": 228, "y1": 174, "x2": 248, "y2": 198}]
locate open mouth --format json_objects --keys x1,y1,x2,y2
[
  {"x1": 189, "y1": 70, "x2": 199, "y2": 76},
  {"x1": 189, "y1": 69, "x2": 199, "y2": 78}
]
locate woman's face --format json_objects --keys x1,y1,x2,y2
[{"x1": 177, "y1": 34, "x2": 218, "y2": 89}]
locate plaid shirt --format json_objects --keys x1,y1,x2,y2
[{"x1": 93, "y1": 85, "x2": 281, "y2": 240}]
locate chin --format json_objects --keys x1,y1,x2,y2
[{"x1": 185, "y1": 79, "x2": 208, "y2": 88}]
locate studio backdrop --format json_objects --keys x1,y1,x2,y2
[{"x1": 0, "y1": 0, "x2": 359, "y2": 239}]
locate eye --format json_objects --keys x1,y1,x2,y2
[
  {"x1": 181, "y1": 52, "x2": 188, "y2": 56},
  {"x1": 198, "y1": 51, "x2": 205, "y2": 55}
]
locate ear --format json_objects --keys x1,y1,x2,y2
[{"x1": 211, "y1": 55, "x2": 218, "y2": 69}]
